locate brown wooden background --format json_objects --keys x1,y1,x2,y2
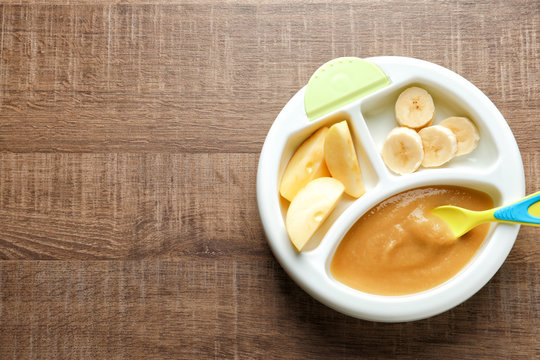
[{"x1": 0, "y1": 1, "x2": 538, "y2": 359}]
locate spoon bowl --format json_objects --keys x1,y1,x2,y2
[{"x1": 432, "y1": 191, "x2": 540, "y2": 238}]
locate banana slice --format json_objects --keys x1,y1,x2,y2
[
  {"x1": 418, "y1": 125, "x2": 457, "y2": 167},
  {"x1": 395, "y1": 87, "x2": 435, "y2": 129},
  {"x1": 381, "y1": 127, "x2": 424, "y2": 175},
  {"x1": 439, "y1": 116, "x2": 480, "y2": 156}
]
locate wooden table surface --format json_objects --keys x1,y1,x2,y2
[{"x1": 0, "y1": 1, "x2": 538, "y2": 359}]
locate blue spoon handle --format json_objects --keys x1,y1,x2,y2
[{"x1": 493, "y1": 191, "x2": 540, "y2": 225}]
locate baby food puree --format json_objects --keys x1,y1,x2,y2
[{"x1": 331, "y1": 186, "x2": 493, "y2": 295}]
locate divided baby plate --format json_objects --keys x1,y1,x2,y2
[{"x1": 256, "y1": 56, "x2": 525, "y2": 322}]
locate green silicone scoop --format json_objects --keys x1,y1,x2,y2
[{"x1": 304, "y1": 57, "x2": 390, "y2": 121}]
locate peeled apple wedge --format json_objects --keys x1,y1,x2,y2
[
  {"x1": 439, "y1": 116, "x2": 480, "y2": 156},
  {"x1": 419, "y1": 125, "x2": 457, "y2": 167},
  {"x1": 286, "y1": 177, "x2": 345, "y2": 251},
  {"x1": 395, "y1": 87, "x2": 435, "y2": 129},
  {"x1": 381, "y1": 127, "x2": 424, "y2": 175},
  {"x1": 279, "y1": 127, "x2": 330, "y2": 202},
  {"x1": 324, "y1": 121, "x2": 365, "y2": 198}
]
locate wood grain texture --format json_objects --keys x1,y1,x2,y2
[
  {"x1": 0, "y1": 259, "x2": 538, "y2": 359},
  {"x1": 0, "y1": 153, "x2": 261, "y2": 259},
  {"x1": 0, "y1": 0, "x2": 538, "y2": 359},
  {"x1": 0, "y1": 2, "x2": 538, "y2": 153}
]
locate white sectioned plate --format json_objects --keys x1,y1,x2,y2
[{"x1": 256, "y1": 56, "x2": 525, "y2": 322}]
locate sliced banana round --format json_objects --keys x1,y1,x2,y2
[
  {"x1": 439, "y1": 116, "x2": 480, "y2": 156},
  {"x1": 418, "y1": 125, "x2": 457, "y2": 167},
  {"x1": 381, "y1": 127, "x2": 424, "y2": 175},
  {"x1": 395, "y1": 87, "x2": 435, "y2": 129}
]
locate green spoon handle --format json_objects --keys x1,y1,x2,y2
[{"x1": 493, "y1": 191, "x2": 540, "y2": 226}]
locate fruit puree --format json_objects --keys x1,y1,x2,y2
[{"x1": 330, "y1": 186, "x2": 493, "y2": 295}]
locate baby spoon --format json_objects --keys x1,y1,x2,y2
[{"x1": 431, "y1": 191, "x2": 540, "y2": 238}]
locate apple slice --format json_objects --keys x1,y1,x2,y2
[
  {"x1": 324, "y1": 121, "x2": 365, "y2": 198},
  {"x1": 286, "y1": 177, "x2": 344, "y2": 251},
  {"x1": 279, "y1": 127, "x2": 330, "y2": 202}
]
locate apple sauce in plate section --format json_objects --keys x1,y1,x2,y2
[{"x1": 330, "y1": 186, "x2": 494, "y2": 296}]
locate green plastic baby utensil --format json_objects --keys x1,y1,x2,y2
[
  {"x1": 432, "y1": 191, "x2": 540, "y2": 238},
  {"x1": 304, "y1": 57, "x2": 390, "y2": 122}
]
